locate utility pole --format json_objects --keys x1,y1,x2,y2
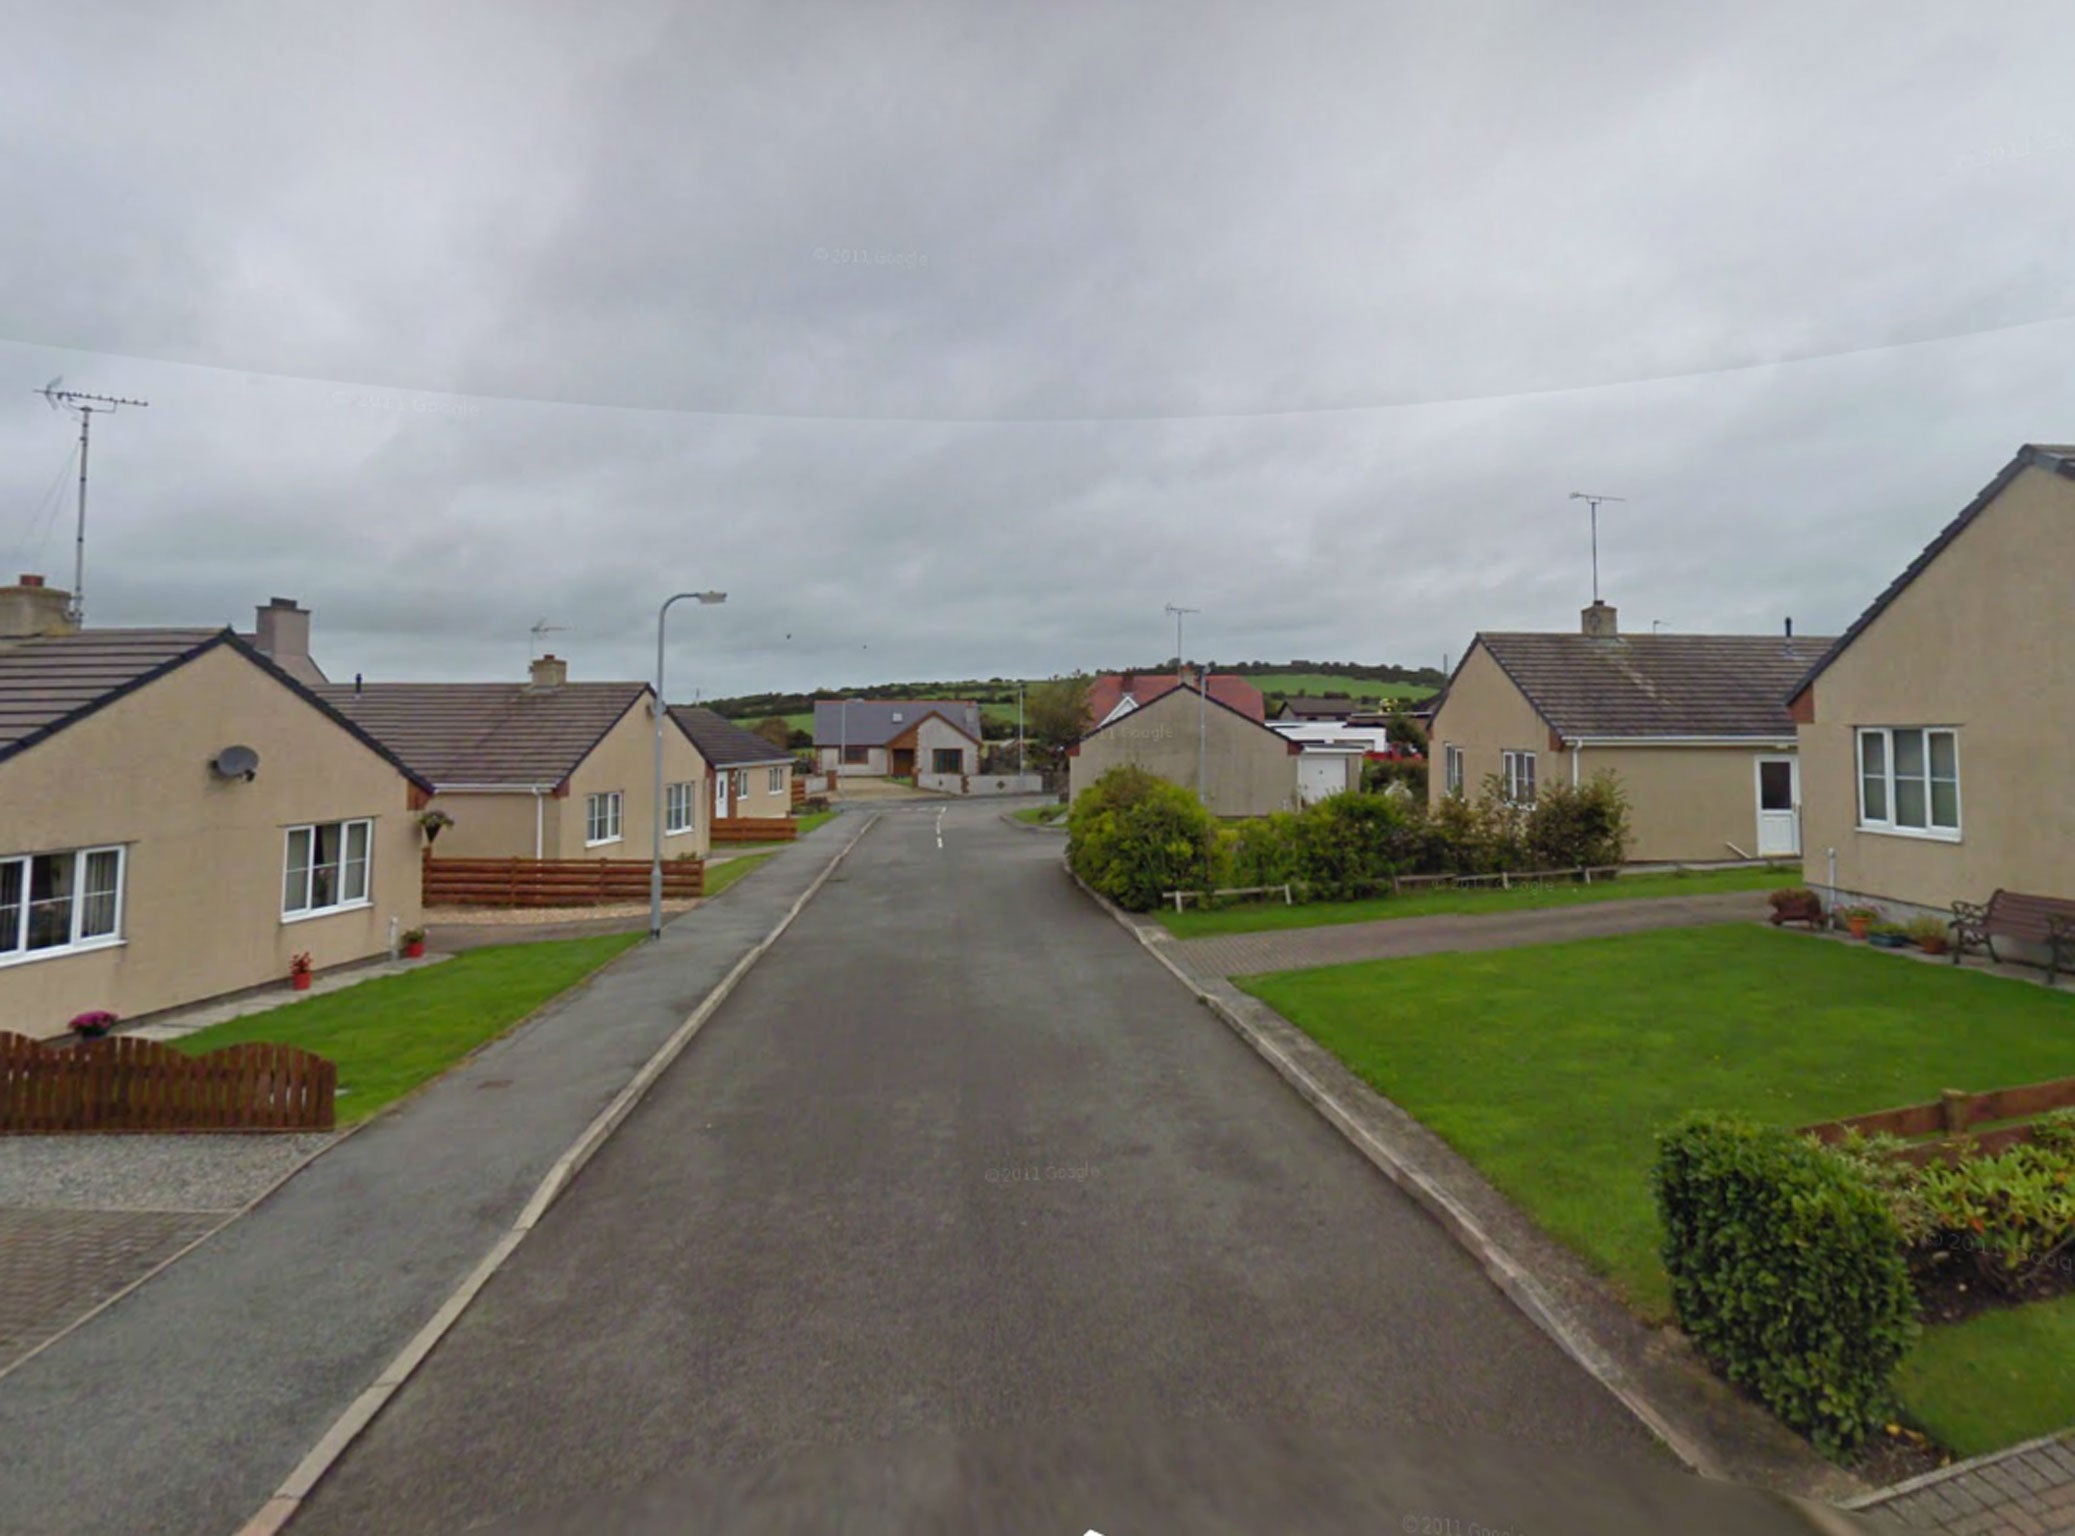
[
  {"x1": 1568, "y1": 491, "x2": 1627, "y2": 605},
  {"x1": 1016, "y1": 681, "x2": 1025, "y2": 776},
  {"x1": 37, "y1": 382, "x2": 148, "y2": 626}
]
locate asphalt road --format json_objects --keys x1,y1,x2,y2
[{"x1": 290, "y1": 800, "x2": 1664, "y2": 1534}]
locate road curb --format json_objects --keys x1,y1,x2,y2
[
  {"x1": 1066, "y1": 861, "x2": 1868, "y2": 1508},
  {"x1": 235, "y1": 813, "x2": 883, "y2": 1536}
]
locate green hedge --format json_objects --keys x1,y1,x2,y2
[
  {"x1": 1655, "y1": 1113, "x2": 1919, "y2": 1458},
  {"x1": 1066, "y1": 766, "x2": 1219, "y2": 911}
]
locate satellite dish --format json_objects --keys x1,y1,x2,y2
[{"x1": 212, "y1": 744, "x2": 260, "y2": 781}]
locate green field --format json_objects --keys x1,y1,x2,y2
[{"x1": 1247, "y1": 673, "x2": 1436, "y2": 703}]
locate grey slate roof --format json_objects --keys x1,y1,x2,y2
[
  {"x1": 314, "y1": 680, "x2": 654, "y2": 787},
  {"x1": 0, "y1": 627, "x2": 432, "y2": 790},
  {"x1": 1473, "y1": 631, "x2": 1835, "y2": 740},
  {"x1": 669, "y1": 706, "x2": 791, "y2": 768},
  {"x1": 1789, "y1": 443, "x2": 2075, "y2": 703},
  {"x1": 812, "y1": 699, "x2": 982, "y2": 747}
]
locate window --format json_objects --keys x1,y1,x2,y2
[
  {"x1": 585, "y1": 791, "x2": 623, "y2": 846},
  {"x1": 841, "y1": 744, "x2": 870, "y2": 765},
  {"x1": 931, "y1": 747, "x2": 963, "y2": 774},
  {"x1": 665, "y1": 781, "x2": 696, "y2": 835},
  {"x1": 1443, "y1": 744, "x2": 1464, "y2": 797},
  {"x1": 283, "y1": 820, "x2": 371, "y2": 918},
  {"x1": 734, "y1": 770, "x2": 751, "y2": 798},
  {"x1": 767, "y1": 766, "x2": 784, "y2": 793},
  {"x1": 1502, "y1": 749, "x2": 1536, "y2": 804},
  {"x1": 0, "y1": 846, "x2": 124, "y2": 960},
  {"x1": 1857, "y1": 728, "x2": 1960, "y2": 837}
]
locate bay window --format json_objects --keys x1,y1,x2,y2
[{"x1": 1857, "y1": 728, "x2": 1960, "y2": 838}]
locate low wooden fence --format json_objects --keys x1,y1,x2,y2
[
  {"x1": 1801, "y1": 1074, "x2": 2075, "y2": 1166},
  {"x1": 711, "y1": 818, "x2": 797, "y2": 845},
  {"x1": 423, "y1": 855, "x2": 704, "y2": 907},
  {"x1": 1, "y1": 1032, "x2": 336, "y2": 1133}
]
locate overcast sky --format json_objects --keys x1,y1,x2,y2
[{"x1": 3, "y1": 0, "x2": 2072, "y2": 697}]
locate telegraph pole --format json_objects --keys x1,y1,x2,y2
[{"x1": 37, "y1": 382, "x2": 148, "y2": 626}]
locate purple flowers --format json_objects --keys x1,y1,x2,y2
[{"x1": 68, "y1": 1010, "x2": 118, "y2": 1039}]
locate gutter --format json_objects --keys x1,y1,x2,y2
[{"x1": 1560, "y1": 735, "x2": 1799, "y2": 749}]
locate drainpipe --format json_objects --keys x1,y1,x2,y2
[
  {"x1": 1570, "y1": 740, "x2": 1581, "y2": 788},
  {"x1": 534, "y1": 787, "x2": 545, "y2": 859}
]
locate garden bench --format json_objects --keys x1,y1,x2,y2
[{"x1": 1950, "y1": 889, "x2": 2075, "y2": 985}]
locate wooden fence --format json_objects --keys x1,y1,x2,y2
[
  {"x1": 790, "y1": 777, "x2": 807, "y2": 808},
  {"x1": 423, "y1": 855, "x2": 704, "y2": 908},
  {"x1": 711, "y1": 818, "x2": 798, "y2": 845},
  {"x1": 1, "y1": 1032, "x2": 336, "y2": 1133},
  {"x1": 1801, "y1": 1074, "x2": 2075, "y2": 1166}
]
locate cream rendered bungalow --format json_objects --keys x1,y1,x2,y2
[
  {"x1": 0, "y1": 576, "x2": 431, "y2": 1037},
  {"x1": 1430, "y1": 603, "x2": 1833, "y2": 863},
  {"x1": 317, "y1": 655, "x2": 714, "y2": 862},
  {"x1": 1068, "y1": 679, "x2": 1306, "y2": 817},
  {"x1": 1789, "y1": 443, "x2": 2075, "y2": 922}
]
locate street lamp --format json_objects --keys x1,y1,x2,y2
[{"x1": 652, "y1": 590, "x2": 727, "y2": 941}]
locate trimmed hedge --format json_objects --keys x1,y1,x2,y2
[
  {"x1": 1655, "y1": 1113, "x2": 1919, "y2": 1458},
  {"x1": 1066, "y1": 766, "x2": 1219, "y2": 912}
]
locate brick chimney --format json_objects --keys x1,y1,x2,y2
[
  {"x1": 0, "y1": 575, "x2": 78, "y2": 640},
  {"x1": 1581, "y1": 600, "x2": 1619, "y2": 638},
  {"x1": 528, "y1": 653, "x2": 568, "y2": 690}
]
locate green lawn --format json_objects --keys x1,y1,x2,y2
[
  {"x1": 1155, "y1": 864, "x2": 1790, "y2": 938},
  {"x1": 170, "y1": 934, "x2": 640, "y2": 1125},
  {"x1": 1242, "y1": 926, "x2": 2075, "y2": 1321},
  {"x1": 794, "y1": 810, "x2": 837, "y2": 836},
  {"x1": 1012, "y1": 804, "x2": 1069, "y2": 825},
  {"x1": 704, "y1": 851, "x2": 774, "y2": 897},
  {"x1": 1896, "y1": 1297, "x2": 2075, "y2": 1457}
]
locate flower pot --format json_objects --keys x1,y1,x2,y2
[
  {"x1": 1845, "y1": 918, "x2": 1869, "y2": 940},
  {"x1": 291, "y1": 971, "x2": 313, "y2": 991},
  {"x1": 403, "y1": 941, "x2": 426, "y2": 959},
  {"x1": 73, "y1": 1022, "x2": 111, "y2": 1040},
  {"x1": 1919, "y1": 935, "x2": 1949, "y2": 956}
]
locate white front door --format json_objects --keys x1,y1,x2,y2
[
  {"x1": 714, "y1": 772, "x2": 730, "y2": 820},
  {"x1": 1755, "y1": 756, "x2": 1799, "y2": 857}
]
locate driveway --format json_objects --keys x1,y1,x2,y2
[{"x1": 289, "y1": 800, "x2": 1659, "y2": 1534}]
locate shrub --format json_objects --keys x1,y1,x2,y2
[
  {"x1": 1221, "y1": 812, "x2": 1303, "y2": 891},
  {"x1": 2034, "y1": 1108, "x2": 2075, "y2": 1152},
  {"x1": 1425, "y1": 780, "x2": 1529, "y2": 874},
  {"x1": 1524, "y1": 771, "x2": 1631, "y2": 869},
  {"x1": 1291, "y1": 790, "x2": 1422, "y2": 900},
  {"x1": 1816, "y1": 1131, "x2": 1933, "y2": 1246},
  {"x1": 1904, "y1": 915, "x2": 1949, "y2": 947},
  {"x1": 1656, "y1": 1114, "x2": 1918, "y2": 1458},
  {"x1": 1066, "y1": 766, "x2": 1219, "y2": 912},
  {"x1": 1916, "y1": 1137, "x2": 2075, "y2": 1294},
  {"x1": 1362, "y1": 758, "x2": 1428, "y2": 799}
]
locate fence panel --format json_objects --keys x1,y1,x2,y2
[
  {"x1": 710, "y1": 819, "x2": 797, "y2": 845},
  {"x1": 1, "y1": 1032, "x2": 336, "y2": 1134},
  {"x1": 423, "y1": 856, "x2": 704, "y2": 907}
]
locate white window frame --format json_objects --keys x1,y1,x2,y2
[
  {"x1": 282, "y1": 819, "x2": 373, "y2": 922},
  {"x1": 0, "y1": 844, "x2": 127, "y2": 966},
  {"x1": 767, "y1": 766, "x2": 784, "y2": 793},
  {"x1": 664, "y1": 781, "x2": 697, "y2": 836},
  {"x1": 585, "y1": 790, "x2": 624, "y2": 847},
  {"x1": 1443, "y1": 744, "x2": 1464, "y2": 797},
  {"x1": 1856, "y1": 727, "x2": 1961, "y2": 841},
  {"x1": 733, "y1": 769, "x2": 751, "y2": 799},
  {"x1": 1502, "y1": 749, "x2": 1537, "y2": 805}
]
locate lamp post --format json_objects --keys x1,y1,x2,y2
[
  {"x1": 1016, "y1": 682, "x2": 1025, "y2": 777},
  {"x1": 652, "y1": 590, "x2": 727, "y2": 941}
]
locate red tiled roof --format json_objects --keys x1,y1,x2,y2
[{"x1": 1086, "y1": 672, "x2": 1264, "y2": 728}]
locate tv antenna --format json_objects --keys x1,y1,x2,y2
[
  {"x1": 37, "y1": 380, "x2": 148, "y2": 625},
  {"x1": 529, "y1": 618, "x2": 567, "y2": 657},
  {"x1": 1568, "y1": 491, "x2": 1626, "y2": 605},
  {"x1": 1163, "y1": 603, "x2": 1199, "y2": 673}
]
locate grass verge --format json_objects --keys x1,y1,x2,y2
[
  {"x1": 1894, "y1": 1296, "x2": 2075, "y2": 1457},
  {"x1": 170, "y1": 933, "x2": 641, "y2": 1125},
  {"x1": 704, "y1": 851, "x2": 774, "y2": 898},
  {"x1": 1155, "y1": 863, "x2": 1790, "y2": 938}
]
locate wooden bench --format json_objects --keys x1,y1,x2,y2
[{"x1": 1950, "y1": 889, "x2": 2075, "y2": 985}]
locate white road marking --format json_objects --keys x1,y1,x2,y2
[{"x1": 935, "y1": 806, "x2": 946, "y2": 849}]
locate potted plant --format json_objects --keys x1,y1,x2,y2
[
  {"x1": 1767, "y1": 887, "x2": 1824, "y2": 928},
  {"x1": 416, "y1": 808, "x2": 455, "y2": 847},
  {"x1": 400, "y1": 928, "x2": 427, "y2": 960},
  {"x1": 67, "y1": 1009, "x2": 118, "y2": 1041},
  {"x1": 1906, "y1": 915, "x2": 1951, "y2": 955},
  {"x1": 1838, "y1": 905, "x2": 1878, "y2": 940},
  {"x1": 289, "y1": 952, "x2": 315, "y2": 991},
  {"x1": 1868, "y1": 919, "x2": 1912, "y2": 949}
]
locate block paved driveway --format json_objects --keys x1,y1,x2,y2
[
  {"x1": 289, "y1": 801, "x2": 1664, "y2": 1534},
  {"x1": 1171, "y1": 889, "x2": 1771, "y2": 976}
]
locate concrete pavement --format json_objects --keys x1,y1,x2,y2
[
  {"x1": 288, "y1": 799, "x2": 1662, "y2": 1535},
  {"x1": 0, "y1": 815, "x2": 863, "y2": 1536},
  {"x1": 1172, "y1": 888, "x2": 1770, "y2": 976}
]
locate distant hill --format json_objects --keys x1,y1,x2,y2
[{"x1": 706, "y1": 661, "x2": 1444, "y2": 734}]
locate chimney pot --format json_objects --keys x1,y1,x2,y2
[
  {"x1": 1581, "y1": 600, "x2": 1619, "y2": 638},
  {"x1": 20, "y1": 574, "x2": 43, "y2": 588},
  {"x1": 1784, "y1": 617, "x2": 1794, "y2": 638}
]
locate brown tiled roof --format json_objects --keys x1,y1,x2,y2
[
  {"x1": 669, "y1": 707, "x2": 791, "y2": 768},
  {"x1": 1789, "y1": 443, "x2": 2075, "y2": 704},
  {"x1": 1086, "y1": 673, "x2": 1265, "y2": 725},
  {"x1": 1072, "y1": 680, "x2": 1301, "y2": 754},
  {"x1": 1474, "y1": 632, "x2": 1835, "y2": 739},
  {"x1": 0, "y1": 628, "x2": 433, "y2": 789},
  {"x1": 314, "y1": 681, "x2": 653, "y2": 787}
]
